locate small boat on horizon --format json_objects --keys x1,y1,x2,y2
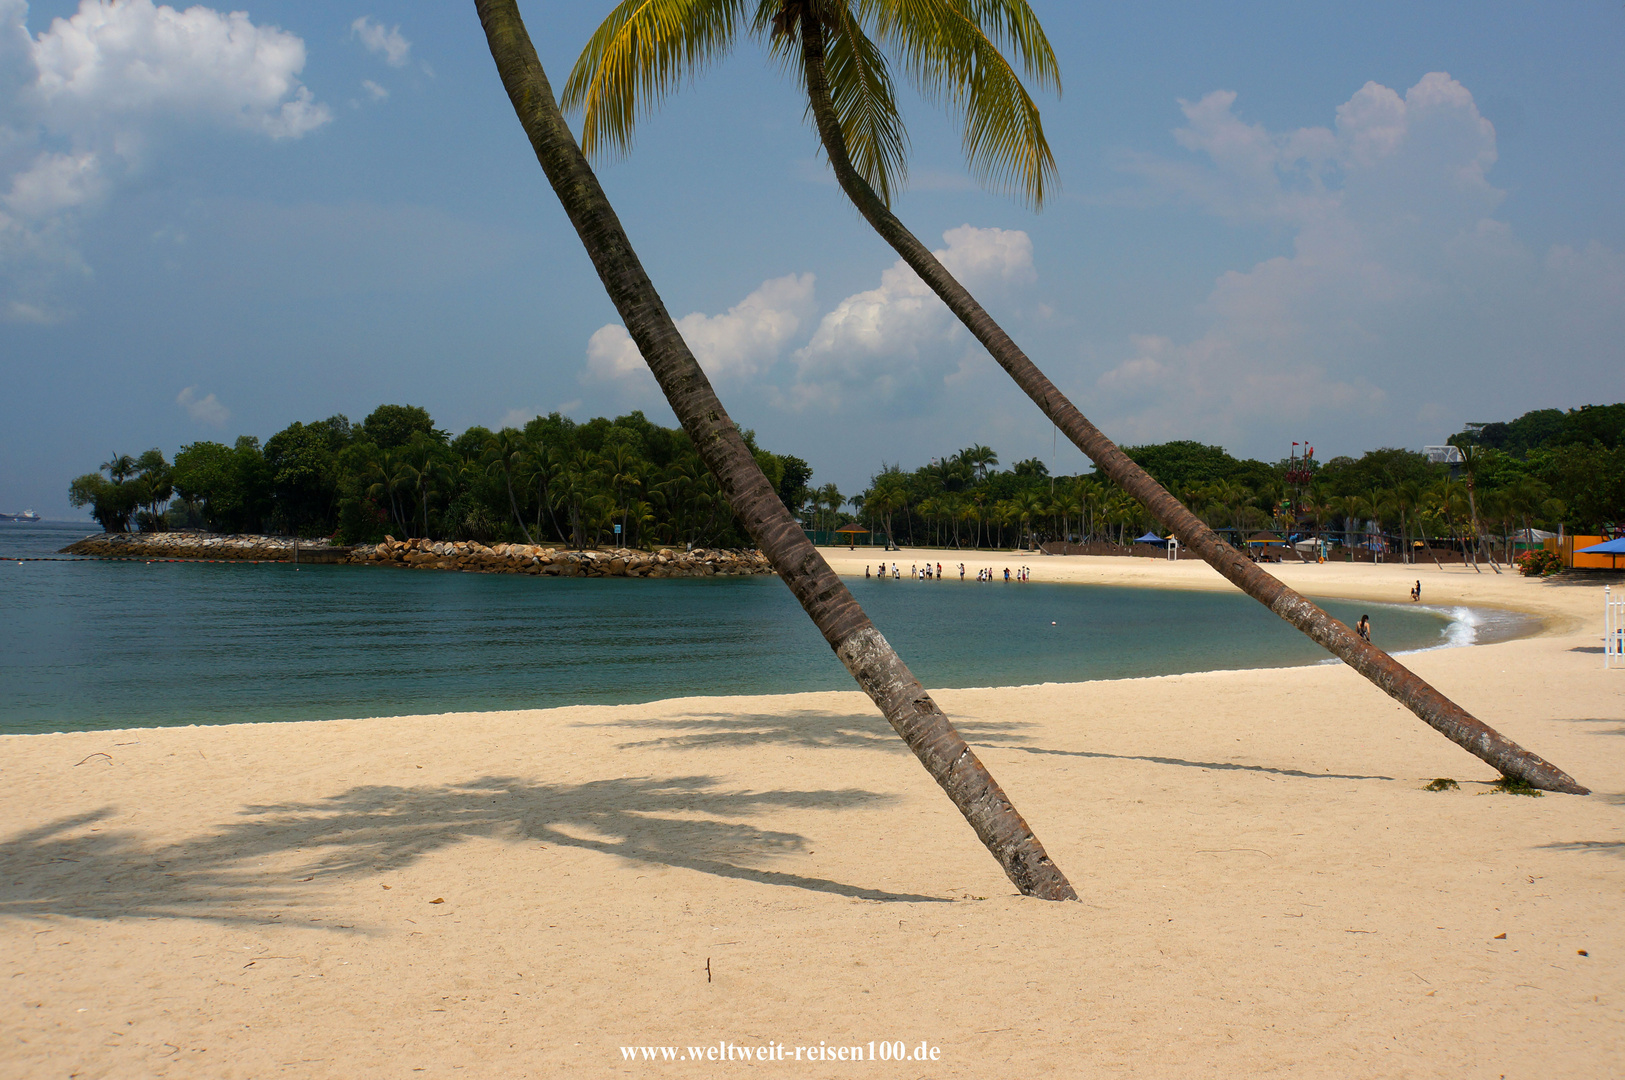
[{"x1": 0, "y1": 510, "x2": 41, "y2": 522}]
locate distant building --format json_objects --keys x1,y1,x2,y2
[{"x1": 1423, "y1": 445, "x2": 1462, "y2": 465}]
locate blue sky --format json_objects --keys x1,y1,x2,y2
[{"x1": 3, "y1": 0, "x2": 1622, "y2": 519}]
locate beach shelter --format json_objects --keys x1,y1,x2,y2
[
  {"x1": 1132, "y1": 530, "x2": 1166, "y2": 545},
  {"x1": 1576, "y1": 536, "x2": 1625, "y2": 569},
  {"x1": 1245, "y1": 531, "x2": 1284, "y2": 547},
  {"x1": 834, "y1": 523, "x2": 871, "y2": 549}
]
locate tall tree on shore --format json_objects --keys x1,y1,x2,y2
[
  {"x1": 563, "y1": 0, "x2": 1585, "y2": 793},
  {"x1": 474, "y1": 0, "x2": 1079, "y2": 898}
]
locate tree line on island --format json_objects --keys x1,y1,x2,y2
[
  {"x1": 69, "y1": 401, "x2": 1621, "y2": 560},
  {"x1": 841, "y1": 402, "x2": 1623, "y2": 561},
  {"x1": 68, "y1": 404, "x2": 815, "y2": 550}
]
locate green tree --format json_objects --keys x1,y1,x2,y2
[
  {"x1": 1528, "y1": 443, "x2": 1625, "y2": 531},
  {"x1": 264, "y1": 417, "x2": 349, "y2": 536},
  {"x1": 774, "y1": 454, "x2": 814, "y2": 516},
  {"x1": 132, "y1": 448, "x2": 174, "y2": 531},
  {"x1": 68, "y1": 460, "x2": 139, "y2": 533},
  {"x1": 485, "y1": 428, "x2": 538, "y2": 544},
  {"x1": 362, "y1": 404, "x2": 439, "y2": 450},
  {"x1": 170, "y1": 437, "x2": 271, "y2": 533}
]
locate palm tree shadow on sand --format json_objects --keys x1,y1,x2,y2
[
  {"x1": 0, "y1": 774, "x2": 944, "y2": 926},
  {"x1": 608, "y1": 709, "x2": 1395, "y2": 781}
]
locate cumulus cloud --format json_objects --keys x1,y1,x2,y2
[
  {"x1": 351, "y1": 16, "x2": 409, "y2": 68},
  {"x1": 788, "y1": 225, "x2": 1034, "y2": 409},
  {"x1": 30, "y1": 0, "x2": 330, "y2": 139},
  {"x1": 0, "y1": 0, "x2": 328, "y2": 313},
  {"x1": 176, "y1": 385, "x2": 228, "y2": 426},
  {"x1": 584, "y1": 273, "x2": 816, "y2": 392},
  {"x1": 1095, "y1": 72, "x2": 1622, "y2": 446}
]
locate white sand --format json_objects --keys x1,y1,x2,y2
[{"x1": 2, "y1": 554, "x2": 1620, "y2": 1077}]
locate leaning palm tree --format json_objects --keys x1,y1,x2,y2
[
  {"x1": 562, "y1": 1, "x2": 1587, "y2": 793},
  {"x1": 475, "y1": 0, "x2": 1078, "y2": 898}
]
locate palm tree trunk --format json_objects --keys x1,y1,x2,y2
[
  {"x1": 795, "y1": 12, "x2": 1584, "y2": 795},
  {"x1": 503, "y1": 470, "x2": 536, "y2": 545},
  {"x1": 474, "y1": 0, "x2": 1079, "y2": 896},
  {"x1": 1465, "y1": 484, "x2": 1501, "y2": 573}
]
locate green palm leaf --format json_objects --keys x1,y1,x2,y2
[
  {"x1": 761, "y1": 3, "x2": 909, "y2": 205},
  {"x1": 569, "y1": 0, "x2": 1057, "y2": 207},
  {"x1": 863, "y1": 0, "x2": 1059, "y2": 207},
  {"x1": 562, "y1": 0, "x2": 747, "y2": 158}
]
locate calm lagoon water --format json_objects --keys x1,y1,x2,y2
[{"x1": 1, "y1": 521, "x2": 1519, "y2": 735}]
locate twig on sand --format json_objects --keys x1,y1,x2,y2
[{"x1": 73, "y1": 753, "x2": 111, "y2": 767}]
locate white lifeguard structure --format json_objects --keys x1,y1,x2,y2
[{"x1": 1607, "y1": 586, "x2": 1624, "y2": 669}]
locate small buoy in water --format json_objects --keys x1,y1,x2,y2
[{"x1": 1051, "y1": 621, "x2": 1057, "y2": 625}]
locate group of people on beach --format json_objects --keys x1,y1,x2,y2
[{"x1": 863, "y1": 561, "x2": 1033, "y2": 582}]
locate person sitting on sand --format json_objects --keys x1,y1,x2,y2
[
  {"x1": 1357, "y1": 614, "x2": 1371, "y2": 642},
  {"x1": 1411, "y1": 580, "x2": 1421, "y2": 602}
]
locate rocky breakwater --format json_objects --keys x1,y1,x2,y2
[
  {"x1": 360, "y1": 537, "x2": 774, "y2": 578},
  {"x1": 60, "y1": 532, "x2": 353, "y2": 562}
]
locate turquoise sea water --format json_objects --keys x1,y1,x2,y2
[{"x1": 0, "y1": 522, "x2": 1519, "y2": 735}]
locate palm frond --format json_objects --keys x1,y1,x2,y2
[
  {"x1": 821, "y1": 6, "x2": 909, "y2": 205},
  {"x1": 562, "y1": 0, "x2": 748, "y2": 160},
  {"x1": 861, "y1": 0, "x2": 1059, "y2": 208}
]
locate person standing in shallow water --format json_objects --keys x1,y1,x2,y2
[{"x1": 1357, "y1": 614, "x2": 1371, "y2": 642}]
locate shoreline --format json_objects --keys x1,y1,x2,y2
[
  {"x1": 819, "y1": 544, "x2": 1593, "y2": 630},
  {"x1": 0, "y1": 552, "x2": 1565, "y2": 740}
]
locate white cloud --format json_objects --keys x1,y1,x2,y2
[
  {"x1": 584, "y1": 272, "x2": 816, "y2": 390},
  {"x1": 789, "y1": 226, "x2": 1033, "y2": 409},
  {"x1": 1096, "y1": 73, "x2": 1622, "y2": 445},
  {"x1": 4, "y1": 297, "x2": 59, "y2": 323},
  {"x1": 361, "y1": 79, "x2": 388, "y2": 102},
  {"x1": 0, "y1": 0, "x2": 328, "y2": 314},
  {"x1": 176, "y1": 385, "x2": 228, "y2": 426},
  {"x1": 583, "y1": 323, "x2": 648, "y2": 387},
  {"x1": 351, "y1": 16, "x2": 409, "y2": 68},
  {"x1": 496, "y1": 408, "x2": 536, "y2": 431},
  {"x1": 31, "y1": 0, "x2": 330, "y2": 139},
  {"x1": 4, "y1": 149, "x2": 103, "y2": 218}
]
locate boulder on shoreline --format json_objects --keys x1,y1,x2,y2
[{"x1": 58, "y1": 532, "x2": 775, "y2": 578}]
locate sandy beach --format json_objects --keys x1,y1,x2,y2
[{"x1": 3, "y1": 553, "x2": 1620, "y2": 1077}]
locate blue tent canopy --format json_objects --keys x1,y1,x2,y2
[
  {"x1": 1576, "y1": 537, "x2": 1625, "y2": 554},
  {"x1": 1132, "y1": 531, "x2": 1166, "y2": 544}
]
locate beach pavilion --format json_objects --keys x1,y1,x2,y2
[{"x1": 833, "y1": 523, "x2": 871, "y2": 549}]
